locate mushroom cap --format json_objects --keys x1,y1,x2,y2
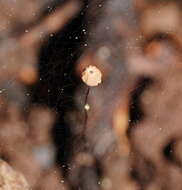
[{"x1": 81, "y1": 65, "x2": 102, "y2": 87}]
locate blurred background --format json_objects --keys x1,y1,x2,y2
[{"x1": 0, "y1": 0, "x2": 182, "y2": 189}]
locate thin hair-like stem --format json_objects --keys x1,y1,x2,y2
[{"x1": 82, "y1": 87, "x2": 90, "y2": 137}]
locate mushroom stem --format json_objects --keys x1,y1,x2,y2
[{"x1": 83, "y1": 87, "x2": 90, "y2": 137}]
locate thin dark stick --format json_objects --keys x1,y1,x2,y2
[{"x1": 82, "y1": 87, "x2": 90, "y2": 136}]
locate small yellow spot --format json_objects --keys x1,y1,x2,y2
[
  {"x1": 81, "y1": 65, "x2": 102, "y2": 86},
  {"x1": 84, "y1": 104, "x2": 90, "y2": 111}
]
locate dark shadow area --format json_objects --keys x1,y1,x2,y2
[
  {"x1": 31, "y1": 6, "x2": 87, "y2": 176},
  {"x1": 128, "y1": 78, "x2": 153, "y2": 134}
]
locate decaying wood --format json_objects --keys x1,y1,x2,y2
[
  {"x1": 0, "y1": 159, "x2": 29, "y2": 190},
  {"x1": 0, "y1": 0, "x2": 81, "y2": 189},
  {"x1": 1, "y1": 0, "x2": 182, "y2": 189},
  {"x1": 70, "y1": 0, "x2": 182, "y2": 189}
]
